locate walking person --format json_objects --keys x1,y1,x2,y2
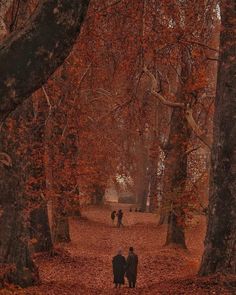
[
  {"x1": 126, "y1": 247, "x2": 138, "y2": 288},
  {"x1": 111, "y1": 210, "x2": 116, "y2": 224},
  {"x1": 112, "y1": 250, "x2": 126, "y2": 288},
  {"x1": 117, "y1": 209, "x2": 124, "y2": 228}
]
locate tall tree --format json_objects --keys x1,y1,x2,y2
[
  {"x1": 0, "y1": 0, "x2": 90, "y2": 286},
  {"x1": 199, "y1": 0, "x2": 236, "y2": 275}
]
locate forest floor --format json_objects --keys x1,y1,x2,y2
[{"x1": 1, "y1": 204, "x2": 236, "y2": 295}]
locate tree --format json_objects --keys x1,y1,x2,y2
[
  {"x1": 199, "y1": 0, "x2": 236, "y2": 275},
  {"x1": 0, "y1": 0, "x2": 90, "y2": 287},
  {"x1": 142, "y1": 0, "x2": 217, "y2": 249}
]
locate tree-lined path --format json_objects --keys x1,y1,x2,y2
[
  {"x1": 4, "y1": 205, "x2": 231, "y2": 295},
  {"x1": 0, "y1": 1, "x2": 235, "y2": 294}
]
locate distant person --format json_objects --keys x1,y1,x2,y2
[
  {"x1": 111, "y1": 210, "x2": 116, "y2": 224},
  {"x1": 112, "y1": 250, "x2": 126, "y2": 288},
  {"x1": 126, "y1": 247, "x2": 138, "y2": 288},
  {"x1": 135, "y1": 208, "x2": 138, "y2": 212},
  {"x1": 129, "y1": 207, "x2": 132, "y2": 212},
  {"x1": 117, "y1": 209, "x2": 124, "y2": 227}
]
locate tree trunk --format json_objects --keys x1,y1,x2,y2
[
  {"x1": 135, "y1": 134, "x2": 149, "y2": 211},
  {"x1": 148, "y1": 141, "x2": 159, "y2": 213},
  {"x1": 52, "y1": 195, "x2": 70, "y2": 243},
  {"x1": 29, "y1": 201, "x2": 53, "y2": 253},
  {"x1": 163, "y1": 107, "x2": 189, "y2": 248},
  {"x1": 45, "y1": 80, "x2": 79, "y2": 243},
  {"x1": 0, "y1": 0, "x2": 90, "y2": 121},
  {"x1": 165, "y1": 209, "x2": 187, "y2": 249},
  {"x1": 0, "y1": 101, "x2": 40, "y2": 287},
  {"x1": 46, "y1": 106, "x2": 72, "y2": 244},
  {"x1": 27, "y1": 94, "x2": 53, "y2": 253},
  {"x1": 92, "y1": 184, "x2": 105, "y2": 205},
  {"x1": 158, "y1": 207, "x2": 169, "y2": 225},
  {"x1": 199, "y1": 1, "x2": 236, "y2": 275}
]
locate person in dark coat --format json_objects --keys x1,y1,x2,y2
[
  {"x1": 117, "y1": 209, "x2": 124, "y2": 228},
  {"x1": 111, "y1": 210, "x2": 116, "y2": 224},
  {"x1": 126, "y1": 247, "x2": 138, "y2": 288},
  {"x1": 112, "y1": 250, "x2": 126, "y2": 288}
]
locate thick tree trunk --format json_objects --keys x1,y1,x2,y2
[
  {"x1": 46, "y1": 106, "x2": 72, "y2": 244},
  {"x1": 45, "y1": 80, "x2": 79, "y2": 243},
  {"x1": 27, "y1": 95, "x2": 53, "y2": 253},
  {"x1": 158, "y1": 207, "x2": 169, "y2": 225},
  {"x1": 0, "y1": 0, "x2": 90, "y2": 121},
  {"x1": 92, "y1": 184, "x2": 105, "y2": 205},
  {"x1": 166, "y1": 210, "x2": 187, "y2": 249},
  {"x1": 0, "y1": 178, "x2": 39, "y2": 287},
  {"x1": 199, "y1": 1, "x2": 236, "y2": 275},
  {"x1": 135, "y1": 135, "x2": 149, "y2": 211},
  {"x1": 161, "y1": 47, "x2": 192, "y2": 248},
  {"x1": 52, "y1": 195, "x2": 70, "y2": 243},
  {"x1": 30, "y1": 202, "x2": 53, "y2": 253},
  {"x1": 148, "y1": 142, "x2": 159, "y2": 213},
  {"x1": 163, "y1": 107, "x2": 189, "y2": 248},
  {"x1": 0, "y1": 101, "x2": 40, "y2": 287}
]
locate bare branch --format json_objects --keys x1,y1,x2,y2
[
  {"x1": 185, "y1": 145, "x2": 202, "y2": 156},
  {"x1": 95, "y1": 0, "x2": 123, "y2": 13},
  {"x1": 180, "y1": 39, "x2": 218, "y2": 52},
  {"x1": 185, "y1": 106, "x2": 212, "y2": 149},
  {"x1": 42, "y1": 86, "x2": 52, "y2": 112},
  {"x1": 143, "y1": 66, "x2": 185, "y2": 108},
  {"x1": 144, "y1": 66, "x2": 212, "y2": 150}
]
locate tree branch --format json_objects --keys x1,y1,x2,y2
[
  {"x1": 143, "y1": 66, "x2": 185, "y2": 108},
  {"x1": 144, "y1": 66, "x2": 212, "y2": 150},
  {"x1": 42, "y1": 86, "x2": 52, "y2": 111},
  {"x1": 185, "y1": 106, "x2": 212, "y2": 149}
]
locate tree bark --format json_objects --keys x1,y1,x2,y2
[
  {"x1": 27, "y1": 94, "x2": 53, "y2": 253},
  {"x1": 134, "y1": 134, "x2": 149, "y2": 211},
  {"x1": 30, "y1": 204, "x2": 53, "y2": 253},
  {"x1": 45, "y1": 83, "x2": 79, "y2": 243},
  {"x1": 163, "y1": 107, "x2": 189, "y2": 249},
  {"x1": 199, "y1": 0, "x2": 236, "y2": 275},
  {"x1": 162, "y1": 49, "x2": 191, "y2": 248},
  {"x1": 92, "y1": 184, "x2": 105, "y2": 205},
  {"x1": 0, "y1": 0, "x2": 90, "y2": 122},
  {"x1": 52, "y1": 195, "x2": 70, "y2": 243},
  {"x1": 0, "y1": 101, "x2": 40, "y2": 287},
  {"x1": 47, "y1": 105, "x2": 71, "y2": 244}
]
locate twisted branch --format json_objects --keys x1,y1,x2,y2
[{"x1": 143, "y1": 66, "x2": 212, "y2": 150}]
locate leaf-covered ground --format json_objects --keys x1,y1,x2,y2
[{"x1": 1, "y1": 205, "x2": 235, "y2": 294}]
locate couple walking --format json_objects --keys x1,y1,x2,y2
[
  {"x1": 111, "y1": 209, "x2": 124, "y2": 227},
  {"x1": 112, "y1": 247, "x2": 138, "y2": 288}
]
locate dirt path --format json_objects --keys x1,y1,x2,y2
[{"x1": 6, "y1": 206, "x2": 235, "y2": 294}]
